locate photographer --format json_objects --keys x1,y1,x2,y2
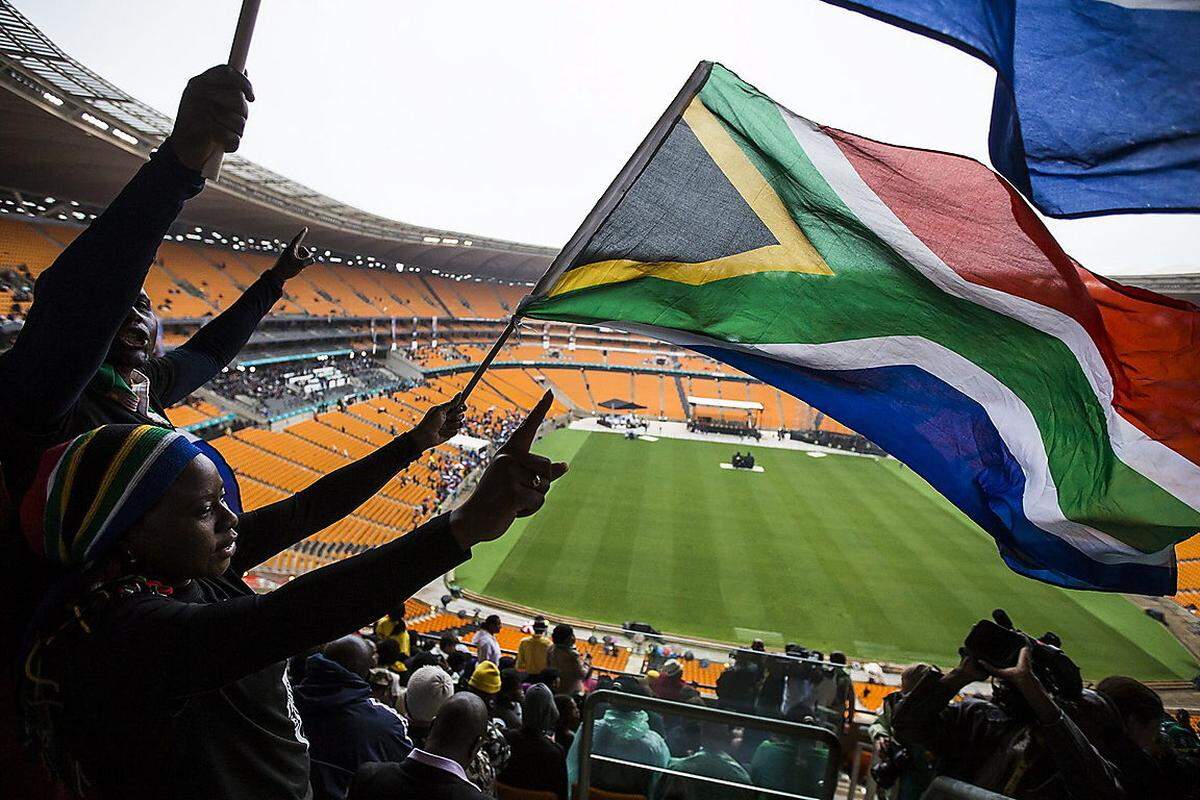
[{"x1": 891, "y1": 644, "x2": 1124, "y2": 800}]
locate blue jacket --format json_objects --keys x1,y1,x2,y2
[{"x1": 296, "y1": 653, "x2": 413, "y2": 800}]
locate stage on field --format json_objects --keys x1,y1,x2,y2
[{"x1": 456, "y1": 429, "x2": 1197, "y2": 680}]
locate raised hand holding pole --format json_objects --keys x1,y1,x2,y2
[{"x1": 202, "y1": 0, "x2": 262, "y2": 180}]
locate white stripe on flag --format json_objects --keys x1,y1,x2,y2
[
  {"x1": 606, "y1": 320, "x2": 1175, "y2": 569},
  {"x1": 778, "y1": 108, "x2": 1200, "y2": 514}
]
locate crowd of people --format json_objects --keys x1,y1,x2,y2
[
  {"x1": 207, "y1": 351, "x2": 405, "y2": 416},
  {"x1": 0, "y1": 66, "x2": 568, "y2": 800}
]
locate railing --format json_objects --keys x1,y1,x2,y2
[
  {"x1": 920, "y1": 777, "x2": 1015, "y2": 800},
  {"x1": 576, "y1": 689, "x2": 842, "y2": 800}
]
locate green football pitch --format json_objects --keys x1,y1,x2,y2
[{"x1": 456, "y1": 429, "x2": 1197, "y2": 680}]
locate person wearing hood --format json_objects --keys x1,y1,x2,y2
[
  {"x1": 566, "y1": 681, "x2": 670, "y2": 796},
  {"x1": 296, "y1": 635, "x2": 412, "y2": 800},
  {"x1": 499, "y1": 683, "x2": 569, "y2": 800}
]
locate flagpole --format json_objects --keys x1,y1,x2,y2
[
  {"x1": 202, "y1": 0, "x2": 262, "y2": 180},
  {"x1": 460, "y1": 60, "x2": 713, "y2": 405},
  {"x1": 457, "y1": 317, "x2": 517, "y2": 403}
]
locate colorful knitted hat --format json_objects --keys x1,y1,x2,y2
[{"x1": 20, "y1": 424, "x2": 208, "y2": 569}]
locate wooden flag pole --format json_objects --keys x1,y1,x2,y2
[
  {"x1": 202, "y1": 0, "x2": 262, "y2": 180},
  {"x1": 457, "y1": 317, "x2": 517, "y2": 404}
]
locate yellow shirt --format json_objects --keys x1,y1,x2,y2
[
  {"x1": 374, "y1": 617, "x2": 411, "y2": 657},
  {"x1": 516, "y1": 634, "x2": 552, "y2": 673}
]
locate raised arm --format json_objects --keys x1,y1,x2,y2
[
  {"x1": 148, "y1": 229, "x2": 315, "y2": 406},
  {"x1": 229, "y1": 397, "x2": 464, "y2": 572},
  {"x1": 122, "y1": 392, "x2": 568, "y2": 696},
  {"x1": 0, "y1": 66, "x2": 252, "y2": 432}
]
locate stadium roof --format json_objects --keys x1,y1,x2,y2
[{"x1": 0, "y1": 1, "x2": 556, "y2": 281}]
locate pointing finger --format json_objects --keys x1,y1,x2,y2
[
  {"x1": 287, "y1": 227, "x2": 308, "y2": 255},
  {"x1": 499, "y1": 390, "x2": 553, "y2": 455}
]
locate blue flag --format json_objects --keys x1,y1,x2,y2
[{"x1": 822, "y1": 0, "x2": 1200, "y2": 217}]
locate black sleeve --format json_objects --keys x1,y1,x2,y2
[
  {"x1": 890, "y1": 669, "x2": 961, "y2": 753},
  {"x1": 230, "y1": 432, "x2": 423, "y2": 572},
  {"x1": 147, "y1": 271, "x2": 283, "y2": 406},
  {"x1": 114, "y1": 515, "x2": 468, "y2": 697},
  {"x1": 0, "y1": 145, "x2": 203, "y2": 431}
]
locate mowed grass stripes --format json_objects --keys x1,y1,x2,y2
[{"x1": 456, "y1": 430, "x2": 1196, "y2": 680}]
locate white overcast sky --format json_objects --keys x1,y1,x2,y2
[{"x1": 17, "y1": 0, "x2": 1199, "y2": 276}]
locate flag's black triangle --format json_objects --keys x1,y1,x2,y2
[{"x1": 575, "y1": 116, "x2": 778, "y2": 269}]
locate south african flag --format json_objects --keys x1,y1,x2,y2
[{"x1": 519, "y1": 62, "x2": 1200, "y2": 595}]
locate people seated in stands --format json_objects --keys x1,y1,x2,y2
[
  {"x1": 472, "y1": 613, "x2": 503, "y2": 666},
  {"x1": 566, "y1": 678, "x2": 671, "y2": 797},
  {"x1": 891, "y1": 639, "x2": 1125, "y2": 799},
  {"x1": 376, "y1": 607, "x2": 411, "y2": 660},
  {"x1": 376, "y1": 637, "x2": 407, "y2": 674},
  {"x1": 653, "y1": 721, "x2": 755, "y2": 800},
  {"x1": 495, "y1": 668, "x2": 526, "y2": 730},
  {"x1": 867, "y1": 664, "x2": 935, "y2": 800},
  {"x1": 650, "y1": 659, "x2": 700, "y2": 703},
  {"x1": 548, "y1": 623, "x2": 593, "y2": 696},
  {"x1": 716, "y1": 650, "x2": 761, "y2": 716},
  {"x1": 295, "y1": 635, "x2": 412, "y2": 800},
  {"x1": 554, "y1": 693, "x2": 581, "y2": 753},
  {"x1": 517, "y1": 615, "x2": 553, "y2": 674},
  {"x1": 349, "y1": 693, "x2": 492, "y2": 800},
  {"x1": 17, "y1": 392, "x2": 566, "y2": 798},
  {"x1": 499, "y1": 683, "x2": 570, "y2": 800},
  {"x1": 402, "y1": 665, "x2": 456, "y2": 750},
  {"x1": 463, "y1": 660, "x2": 511, "y2": 794},
  {"x1": 1095, "y1": 676, "x2": 1200, "y2": 798},
  {"x1": 748, "y1": 702, "x2": 832, "y2": 799}
]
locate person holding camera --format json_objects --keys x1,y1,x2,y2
[{"x1": 891, "y1": 642, "x2": 1125, "y2": 800}]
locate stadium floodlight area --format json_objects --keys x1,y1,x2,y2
[
  {"x1": 576, "y1": 689, "x2": 842, "y2": 800},
  {"x1": 0, "y1": 1, "x2": 555, "y2": 281}
]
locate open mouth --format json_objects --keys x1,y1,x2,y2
[
  {"x1": 116, "y1": 327, "x2": 151, "y2": 350},
  {"x1": 216, "y1": 534, "x2": 238, "y2": 559}
]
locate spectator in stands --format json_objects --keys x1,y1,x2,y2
[
  {"x1": 462, "y1": 659, "x2": 512, "y2": 793},
  {"x1": 402, "y1": 665, "x2": 456, "y2": 749},
  {"x1": 18, "y1": 392, "x2": 566, "y2": 797},
  {"x1": 349, "y1": 693, "x2": 491, "y2": 800},
  {"x1": 554, "y1": 693, "x2": 581, "y2": 752},
  {"x1": 566, "y1": 678, "x2": 670, "y2": 796},
  {"x1": 495, "y1": 668, "x2": 525, "y2": 730},
  {"x1": 376, "y1": 637, "x2": 406, "y2": 674},
  {"x1": 296, "y1": 635, "x2": 411, "y2": 800},
  {"x1": 651, "y1": 659, "x2": 700, "y2": 703},
  {"x1": 517, "y1": 615, "x2": 553, "y2": 673},
  {"x1": 499, "y1": 683, "x2": 570, "y2": 799},
  {"x1": 369, "y1": 668, "x2": 402, "y2": 711},
  {"x1": 548, "y1": 623, "x2": 592, "y2": 695},
  {"x1": 867, "y1": 665, "x2": 935, "y2": 800},
  {"x1": 0, "y1": 66, "x2": 254, "y2": 793},
  {"x1": 748, "y1": 701, "x2": 832, "y2": 800},
  {"x1": 891, "y1": 645, "x2": 1125, "y2": 800},
  {"x1": 472, "y1": 613, "x2": 503, "y2": 666},
  {"x1": 716, "y1": 650, "x2": 761, "y2": 715},
  {"x1": 654, "y1": 721, "x2": 754, "y2": 800},
  {"x1": 1096, "y1": 676, "x2": 1199, "y2": 799},
  {"x1": 375, "y1": 607, "x2": 411, "y2": 659}
]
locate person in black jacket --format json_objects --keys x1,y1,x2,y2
[
  {"x1": 19, "y1": 390, "x2": 565, "y2": 799},
  {"x1": 297, "y1": 635, "x2": 413, "y2": 800},
  {"x1": 499, "y1": 683, "x2": 570, "y2": 800},
  {"x1": 350, "y1": 693, "x2": 492, "y2": 800},
  {"x1": 0, "y1": 62, "x2": 262, "y2": 798}
]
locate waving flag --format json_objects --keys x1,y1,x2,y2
[
  {"x1": 518, "y1": 62, "x2": 1200, "y2": 594},
  {"x1": 817, "y1": 0, "x2": 1200, "y2": 217}
]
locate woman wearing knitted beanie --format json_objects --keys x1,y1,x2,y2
[{"x1": 19, "y1": 392, "x2": 566, "y2": 799}]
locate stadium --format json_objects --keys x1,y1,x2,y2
[{"x1": 2, "y1": 2, "x2": 1199, "y2": 799}]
